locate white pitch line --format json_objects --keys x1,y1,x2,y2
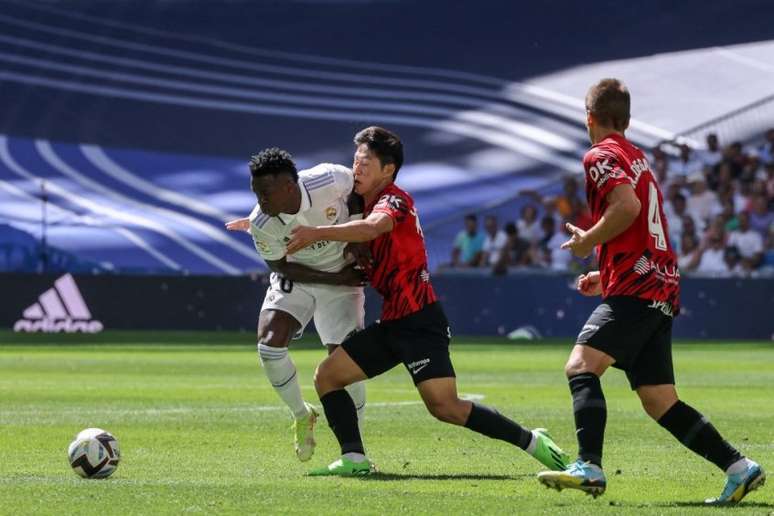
[{"x1": 0, "y1": 394, "x2": 485, "y2": 418}]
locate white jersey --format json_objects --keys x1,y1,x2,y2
[{"x1": 249, "y1": 163, "x2": 356, "y2": 273}]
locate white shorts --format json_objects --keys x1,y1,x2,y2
[{"x1": 261, "y1": 273, "x2": 365, "y2": 345}]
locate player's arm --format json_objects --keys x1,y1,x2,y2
[
  {"x1": 561, "y1": 184, "x2": 641, "y2": 258},
  {"x1": 286, "y1": 212, "x2": 393, "y2": 255},
  {"x1": 343, "y1": 192, "x2": 373, "y2": 268},
  {"x1": 265, "y1": 257, "x2": 365, "y2": 286}
]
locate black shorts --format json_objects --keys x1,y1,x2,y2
[
  {"x1": 576, "y1": 296, "x2": 675, "y2": 390},
  {"x1": 341, "y1": 302, "x2": 455, "y2": 385}
]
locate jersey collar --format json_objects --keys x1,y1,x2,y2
[{"x1": 280, "y1": 180, "x2": 312, "y2": 218}]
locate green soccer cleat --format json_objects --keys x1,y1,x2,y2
[
  {"x1": 705, "y1": 461, "x2": 765, "y2": 505},
  {"x1": 307, "y1": 457, "x2": 375, "y2": 477},
  {"x1": 531, "y1": 428, "x2": 570, "y2": 471},
  {"x1": 292, "y1": 403, "x2": 318, "y2": 462},
  {"x1": 537, "y1": 459, "x2": 607, "y2": 498}
]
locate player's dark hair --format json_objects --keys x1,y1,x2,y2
[
  {"x1": 249, "y1": 147, "x2": 298, "y2": 182},
  {"x1": 354, "y1": 126, "x2": 404, "y2": 179},
  {"x1": 586, "y1": 78, "x2": 630, "y2": 131},
  {"x1": 464, "y1": 213, "x2": 477, "y2": 223}
]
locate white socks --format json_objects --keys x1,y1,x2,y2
[
  {"x1": 345, "y1": 380, "x2": 367, "y2": 423},
  {"x1": 258, "y1": 344, "x2": 308, "y2": 420},
  {"x1": 343, "y1": 452, "x2": 367, "y2": 463},
  {"x1": 525, "y1": 430, "x2": 538, "y2": 456}
]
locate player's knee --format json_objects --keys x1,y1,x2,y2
[
  {"x1": 313, "y1": 359, "x2": 343, "y2": 395},
  {"x1": 564, "y1": 357, "x2": 586, "y2": 378},
  {"x1": 426, "y1": 399, "x2": 466, "y2": 425},
  {"x1": 312, "y1": 363, "x2": 330, "y2": 394},
  {"x1": 637, "y1": 387, "x2": 677, "y2": 420},
  {"x1": 256, "y1": 326, "x2": 290, "y2": 349}
]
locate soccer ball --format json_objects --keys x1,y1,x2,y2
[{"x1": 67, "y1": 428, "x2": 121, "y2": 479}]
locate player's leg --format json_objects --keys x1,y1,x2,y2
[
  {"x1": 257, "y1": 276, "x2": 317, "y2": 461},
  {"x1": 327, "y1": 345, "x2": 366, "y2": 423},
  {"x1": 257, "y1": 309, "x2": 305, "y2": 417},
  {"x1": 393, "y1": 302, "x2": 569, "y2": 470},
  {"x1": 314, "y1": 285, "x2": 367, "y2": 423},
  {"x1": 309, "y1": 323, "x2": 399, "y2": 476},
  {"x1": 539, "y1": 298, "x2": 651, "y2": 496},
  {"x1": 564, "y1": 343, "x2": 614, "y2": 469},
  {"x1": 632, "y1": 319, "x2": 765, "y2": 504},
  {"x1": 415, "y1": 377, "x2": 569, "y2": 471}
]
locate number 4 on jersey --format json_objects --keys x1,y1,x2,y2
[{"x1": 647, "y1": 182, "x2": 668, "y2": 251}]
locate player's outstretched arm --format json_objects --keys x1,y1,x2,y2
[
  {"x1": 286, "y1": 212, "x2": 394, "y2": 254},
  {"x1": 224, "y1": 218, "x2": 251, "y2": 232},
  {"x1": 265, "y1": 257, "x2": 366, "y2": 286},
  {"x1": 561, "y1": 184, "x2": 641, "y2": 258}
]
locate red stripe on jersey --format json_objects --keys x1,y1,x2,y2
[
  {"x1": 366, "y1": 183, "x2": 437, "y2": 320},
  {"x1": 584, "y1": 133, "x2": 680, "y2": 312}
]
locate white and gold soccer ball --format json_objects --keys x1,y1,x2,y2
[{"x1": 67, "y1": 428, "x2": 121, "y2": 479}]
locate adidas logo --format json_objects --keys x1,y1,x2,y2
[{"x1": 14, "y1": 274, "x2": 103, "y2": 333}]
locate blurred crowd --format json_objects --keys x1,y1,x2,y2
[{"x1": 446, "y1": 129, "x2": 774, "y2": 277}]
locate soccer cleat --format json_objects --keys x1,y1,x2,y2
[
  {"x1": 531, "y1": 428, "x2": 570, "y2": 471},
  {"x1": 307, "y1": 457, "x2": 375, "y2": 477},
  {"x1": 705, "y1": 462, "x2": 765, "y2": 505},
  {"x1": 537, "y1": 459, "x2": 607, "y2": 498},
  {"x1": 292, "y1": 403, "x2": 318, "y2": 462}
]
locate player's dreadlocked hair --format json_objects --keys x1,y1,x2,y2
[
  {"x1": 354, "y1": 126, "x2": 404, "y2": 179},
  {"x1": 249, "y1": 147, "x2": 298, "y2": 182},
  {"x1": 585, "y1": 78, "x2": 630, "y2": 131}
]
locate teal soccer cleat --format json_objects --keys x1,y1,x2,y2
[
  {"x1": 705, "y1": 461, "x2": 765, "y2": 505},
  {"x1": 537, "y1": 459, "x2": 607, "y2": 498}
]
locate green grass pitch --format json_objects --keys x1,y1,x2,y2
[{"x1": 0, "y1": 332, "x2": 772, "y2": 514}]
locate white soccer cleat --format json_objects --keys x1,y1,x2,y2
[{"x1": 292, "y1": 403, "x2": 319, "y2": 462}]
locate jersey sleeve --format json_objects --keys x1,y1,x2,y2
[
  {"x1": 249, "y1": 226, "x2": 286, "y2": 261},
  {"x1": 583, "y1": 148, "x2": 632, "y2": 199},
  {"x1": 372, "y1": 191, "x2": 410, "y2": 223}
]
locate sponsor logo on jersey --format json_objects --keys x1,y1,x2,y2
[{"x1": 633, "y1": 255, "x2": 680, "y2": 283}]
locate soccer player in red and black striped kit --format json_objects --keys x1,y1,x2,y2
[
  {"x1": 287, "y1": 126, "x2": 569, "y2": 476},
  {"x1": 537, "y1": 79, "x2": 764, "y2": 504}
]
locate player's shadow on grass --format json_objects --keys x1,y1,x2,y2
[{"x1": 360, "y1": 472, "x2": 531, "y2": 481}]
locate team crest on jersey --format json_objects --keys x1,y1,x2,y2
[
  {"x1": 255, "y1": 240, "x2": 270, "y2": 253},
  {"x1": 325, "y1": 206, "x2": 338, "y2": 221}
]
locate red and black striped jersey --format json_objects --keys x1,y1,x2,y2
[
  {"x1": 366, "y1": 183, "x2": 437, "y2": 320},
  {"x1": 583, "y1": 133, "x2": 680, "y2": 312}
]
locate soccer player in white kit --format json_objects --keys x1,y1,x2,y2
[{"x1": 226, "y1": 148, "x2": 368, "y2": 462}]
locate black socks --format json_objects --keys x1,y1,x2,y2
[
  {"x1": 658, "y1": 400, "x2": 742, "y2": 471},
  {"x1": 464, "y1": 402, "x2": 533, "y2": 450},
  {"x1": 319, "y1": 389, "x2": 364, "y2": 455},
  {"x1": 569, "y1": 373, "x2": 607, "y2": 467}
]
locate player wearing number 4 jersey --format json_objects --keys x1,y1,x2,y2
[
  {"x1": 537, "y1": 78, "x2": 764, "y2": 504},
  {"x1": 287, "y1": 126, "x2": 569, "y2": 477},
  {"x1": 225, "y1": 149, "x2": 369, "y2": 463}
]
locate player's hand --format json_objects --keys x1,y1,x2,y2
[
  {"x1": 225, "y1": 218, "x2": 250, "y2": 232},
  {"x1": 577, "y1": 270, "x2": 602, "y2": 296},
  {"x1": 335, "y1": 264, "x2": 368, "y2": 287},
  {"x1": 344, "y1": 242, "x2": 373, "y2": 269},
  {"x1": 287, "y1": 225, "x2": 318, "y2": 254},
  {"x1": 560, "y1": 223, "x2": 594, "y2": 258}
]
